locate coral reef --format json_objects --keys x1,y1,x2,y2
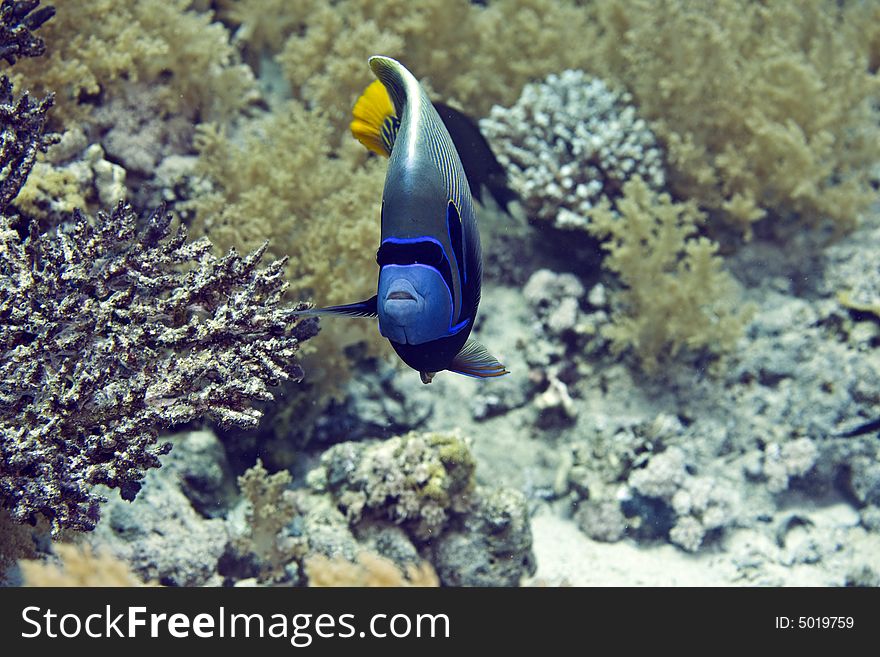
[
  {"x1": 480, "y1": 70, "x2": 664, "y2": 230},
  {"x1": 0, "y1": 506, "x2": 44, "y2": 584},
  {"x1": 518, "y1": 269, "x2": 609, "y2": 399},
  {"x1": 4, "y1": 0, "x2": 880, "y2": 591},
  {"x1": 574, "y1": 499, "x2": 628, "y2": 543},
  {"x1": 89, "y1": 453, "x2": 229, "y2": 586},
  {"x1": 215, "y1": 0, "x2": 307, "y2": 66},
  {"x1": 626, "y1": 447, "x2": 737, "y2": 552},
  {"x1": 522, "y1": 269, "x2": 586, "y2": 337},
  {"x1": 188, "y1": 104, "x2": 381, "y2": 315},
  {"x1": 209, "y1": 429, "x2": 528, "y2": 586},
  {"x1": 305, "y1": 431, "x2": 535, "y2": 586},
  {"x1": 0, "y1": 202, "x2": 317, "y2": 534},
  {"x1": 0, "y1": 0, "x2": 54, "y2": 65},
  {"x1": 275, "y1": 0, "x2": 599, "y2": 127},
  {"x1": 306, "y1": 353, "x2": 435, "y2": 445},
  {"x1": 159, "y1": 429, "x2": 238, "y2": 519},
  {"x1": 761, "y1": 438, "x2": 819, "y2": 494},
  {"x1": 92, "y1": 83, "x2": 195, "y2": 180},
  {"x1": 270, "y1": 1, "x2": 877, "y2": 238}
]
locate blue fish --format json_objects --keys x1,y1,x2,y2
[{"x1": 299, "y1": 56, "x2": 508, "y2": 384}]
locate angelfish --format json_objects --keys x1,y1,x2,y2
[{"x1": 298, "y1": 56, "x2": 508, "y2": 384}]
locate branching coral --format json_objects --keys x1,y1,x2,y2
[
  {"x1": 0, "y1": 0, "x2": 54, "y2": 64},
  {"x1": 587, "y1": 177, "x2": 748, "y2": 370},
  {"x1": 0, "y1": 75, "x2": 58, "y2": 210},
  {"x1": 0, "y1": 202, "x2": 317, "y2": 535}
]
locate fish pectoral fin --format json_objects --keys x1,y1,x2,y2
[
  {"x1": 293, "y1": 296, "x2": 378, "y2": 318},
  {"x1": 448, "y1": 339, "x2": 509, "y2": 379},
  {"x1": 350, "y1": 79, "x2": 398, "y2": 157}
]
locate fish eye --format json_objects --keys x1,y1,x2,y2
[
  {"x1": 376, "y1": 239, "x2": 455, "y2": 295},
  {"x1": 377, "y1": 240, "x2": 445, "y2": 268},
  {"x1": 415, "y1": 245, "x2": 444, "y2": 266}
]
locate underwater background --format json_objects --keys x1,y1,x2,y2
[{"x1": 2, "y1": 0, "x2": 880, "y2": 586}]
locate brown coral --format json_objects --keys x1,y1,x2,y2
[
  {"x1": 0, "y1": 202, "x2": 317, "y2": 534},
  {"x1": 275, "y1": 0, "x2": 598, "y2": 131},
  {"x1": 272, "y1": 0, "x2": 878, "y2": 238}
]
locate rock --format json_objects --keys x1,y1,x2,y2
[
  {"x1": 574, "y1": 499, "x2": 628, "y2": 542},
  {"x1": 432, "y1": 488, "x2": 536, "y2": 586},
  {"x1": 163, "y1": 430, "x2": 238, "y2": 518},
  {"x1": 91, "y1": 470, "x2": 228, "y2": 586}
]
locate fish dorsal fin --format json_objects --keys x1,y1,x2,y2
[
  {"x1": 449, "y1": 339, "x2": 509, "y2": 379},
  {"x1": 351, "y1": 79, "x2": 399, "y2": 157},
  {"x1": 433, "y1": 102, "x2": 518, "y2": 213}
]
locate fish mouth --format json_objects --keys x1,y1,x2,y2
[
  {"x1": 384, "y1": 278, "x2": 420, "y2": 304},
  {"x1": 387, "y1": 290, "x2": 416, "y2": 301}
]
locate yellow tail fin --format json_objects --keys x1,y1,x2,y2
[{"x1": 350, "y1": 79, "x2": 398, "y2": 157}]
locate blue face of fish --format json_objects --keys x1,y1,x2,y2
[
  {"x1": 375, "y1": 234, "x2": 469, "y2": 346},
  {"x1": 294, "y1": 56, "x2": 508, "y2": 384},
  {"x1": 378, "y1": 263, "x2": 454, "y2": 344}
]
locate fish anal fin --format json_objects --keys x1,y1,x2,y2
[
  {"x1": 351, "y1": 79, "x2": 398, "y2": 157},
  {"x1": 294, "y1": 296, "x2": 378, "y2": 319},
  {"x1": 448, "y1": 339, "x2": 509, "y2": 379}
]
